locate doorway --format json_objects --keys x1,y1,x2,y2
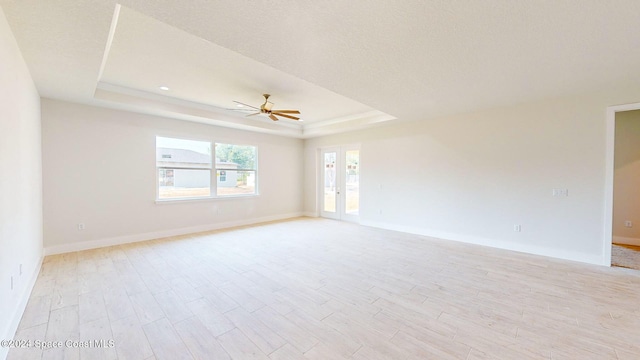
[
  {"x1": 320, "y1": 146, "x2": 360, "y2": 222},
  {"x1": 610, "y1": 109, "x2": 640, "y2": 270},
  {"x1": 605, "y1": 102, "x2": 640, "y2": 267}
]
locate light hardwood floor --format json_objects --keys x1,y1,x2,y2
[{"x1": 8, "y1": 218, "x2": 640, "y2": 359}]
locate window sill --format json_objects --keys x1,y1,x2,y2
[{"x1": 155, "y1": 194, "x2": 259, "y2": 204}]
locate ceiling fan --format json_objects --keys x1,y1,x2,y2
[{"x1": 233, "y1": 94, "x2": 301, "y2": 121}]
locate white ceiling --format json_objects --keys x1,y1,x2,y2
[{"x1": 2, "y1": 1, "x2": 640, "y2": 138}]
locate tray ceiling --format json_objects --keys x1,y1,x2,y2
[{"x1": 2, "y1": 1, "x2": 640, "y2": 138}]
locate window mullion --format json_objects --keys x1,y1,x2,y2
[{"x1": 211, "y1": 141, "x2": 217, "y2": 198}]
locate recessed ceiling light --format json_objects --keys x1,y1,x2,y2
[
  {"x1": 159, "y1": 86, "x2": 170, "y2": 91},
  {"x1": 236, "y1": 104, "x2": 244, "y2": 108},
  {"x1": 299, "y1": 119, "x2": 304, "y2": 122}
]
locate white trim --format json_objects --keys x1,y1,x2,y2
[
  {"x1": 302, "y1": 110, "x2": 395, "y2": 130},
  {"x1": 93, "y1": 86, "x2": 304, "y2": 138},
  {"x1": 604, "y1": 101, "x2": 640, "y2": 267},
  {"x1": 303, "y1": 211, "x2": 319, "y2": 217},
  {"x1": 44, "y1": 212, "x2": 303, "y2": 256},
  {"x1": 318, "y1": 144, "x2": 361, "y2": 223},
  {"x1": 604, "y1": 107, "x2": 615, "y2": 267},
  {"x1": 341, "y1": 144, "x2": 361, "y2": 224},
  {"x1": 612, "y1": 236, "x2": 640, "y2": 246},
  {"x1": 1, "y1": 255, "x2": 44, "y2": 360},
  {"x1": 361, "y1": 220, "x2": 604, "y2": 266},
  {"x1": 95, "y1": 4, "x2": 121, "y2": 82},
  {"x1": 315, "y1": 148, "x2": 321, "y2": 218},
  {"x1": 155, "y1": 194, "x2": 259, "y2": 204}
]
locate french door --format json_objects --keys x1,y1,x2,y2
[{"x1": 320, "y1": 146, "x2": 360, "y2": 222}]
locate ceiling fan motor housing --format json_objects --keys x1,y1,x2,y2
[
  {"x1": 234, "y1": 94, "x2": 300, "y2": 121},
  {"x1": 261, "y1": 94, "x2": 274, "y2": 112}
]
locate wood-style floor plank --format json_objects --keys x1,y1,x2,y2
[
  {"x1": 8, "y1": 218, "x2": 640, "y2": 359},
  {"x1": 142, "y1": 318, "x2": 192, "y2": 360},
  {"x1": 173, "y1": 316, "x2": 230, "y2": 360},
  {"x1": 217, "y1": 328, "x2": 269, "y2": 360},
  {"x1": 109, "y1": 315, "x2": 154, "y2": 360}
]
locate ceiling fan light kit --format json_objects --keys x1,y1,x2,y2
[{"x1": 233, "y1": 94, "x2": 301, "y2": 121}]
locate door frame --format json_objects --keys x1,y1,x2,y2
[
  {"x1": 318, "y1": 144, "x2": 361, "y2": 223},
  {"x1": 604, "y1": 101, "x2": 640, "y2": 266}
]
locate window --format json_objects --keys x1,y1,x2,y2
[
  {"x1": 215, "y1": 143, "x2": 257, "y2": 196},
  {"x1": 156, "y1": 137, "x2": 259, "y2": 201},
  {"x1": 156, "y1": 137, "x2": 212, "y2": 199}
]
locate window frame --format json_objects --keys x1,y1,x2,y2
[
  {"x1": 156, "y1": 136, "x2": 213, "y2": 201},
  {"x1": 214, "y1": 142, "x2": 259, "y2": 197},
  {"x1": 155, "y1": 136, "x2": 259, "y2": 203}
]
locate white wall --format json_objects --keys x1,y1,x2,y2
[
  {"x1": 42, "y1": 99, "x2": 304, "y2": 254},
  {"x1": 0, "y1": 6, "x2": 43, "y2": 360},
  {"x1": 305, "y1": 90, "x2": 640, "y2": 265},
  {"x1": 613, "y1": 110, "x2": 640, "y2": 245}
]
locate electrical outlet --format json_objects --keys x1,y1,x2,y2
[
  {"x1": 10, "y1": 276, "x2": 13, "y2": 290},
  {"x1": 624, "y1": 220, "x2": 633, "y2": 228},
  {"x1": 77, "y1": 223, "x2": 85, "y2": 230},
  {"x1": 19, "y1": 264, "x2": 22, "y2": 276},
  {"x1": 552, "y1": 188, "x2": 569, "y2": 197},
  {"x1": 514, "y1": 224, "x2": 522, "y2": 232}
]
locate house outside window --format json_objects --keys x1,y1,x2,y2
[{"x1": 156, "y1": 137, "x2": 212, "y2": 200}]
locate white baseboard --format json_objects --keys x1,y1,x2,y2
[
  {"x1": 1, "y1": 255, "x2": 43, "y2": 360},
  {"x1": 360, "y1": 220, "x2": 604, "y2": 266},
  {"x1": 44, "y1": 212, "x2": 303, "y2": 256},
  {"x1": 303, "y1": 211, "x2": 319, "y2": 217},
  {"x1": 613, "y1": 236, "x2": 640, "y2": 246}
]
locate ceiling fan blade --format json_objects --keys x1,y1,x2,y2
[
  {"x1": 271, "y1": 110, "x2": 300, "y2": 114},
  {"x1": 233, "y1": 100, "x2": 259, "y2": 109},
  {"x1": 246, "y1": 112, "x2": 261, "y2": 117},
  {"x1": 272, "y1": 112, "x2": 300, "y2": 120},
  {"x1": 269, "y1": 114, "x2": 279, "y2": 121}
]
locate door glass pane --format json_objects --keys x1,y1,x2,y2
[
  {"x1": 345, "y1": 150, "x2": 359, "y2": 215},
  {"x1": 324, "y1": 152, "x2": 337, "y2": 212}
]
